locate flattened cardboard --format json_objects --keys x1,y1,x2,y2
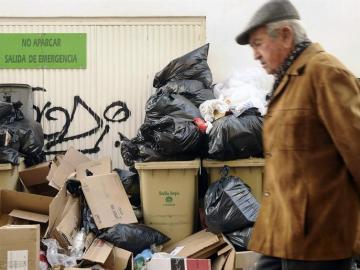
[
  {"x1": 82, "y1": 238, "x2": 113, "y2": 264},
  {"x1": 223, "y1": 248, "x2": 236, "y2": 270},
  {"x1": 0, "y1": 225, "x2": 40, "y2": 270},
  {"x1": 221, "y1": 235, "x2": 236, "y2": 270},
  {"x1": 53, "y1": 197, "x2": 80, "y2": 248},
  {"x1": 45, "y1": 185, "x2": 69, "y2": 238},
  {"x1": 76, "y1": 157, "x2": 112, "y2": 180},
  {"x1": 104, "y1": 247, "x2": 133, "y2": 270},
  {"x1": 9, "y1": 209, "x2": 49, "y2": 223},
  {"x1": 50, "y1": 147, "x2": 90, "y2": 189},
  {"x1": 19, "y1": 162, "x2": 50, "y2": 187},
  {"x1": 0, "y1": 189, "x2": 52, "y2": 227},
  {"x1": 146, "y1": 258, "x2": 211, "y2": 270},
  {"x1": 165, "y1": 229, "x2": 224, "y2": 258},
  {"x1": 80, "y1": 173, "x2": 137, "y2": 229}
]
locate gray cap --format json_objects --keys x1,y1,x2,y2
[{"x1": 235, "y1": 0, "x2": 300, "y2": 45}]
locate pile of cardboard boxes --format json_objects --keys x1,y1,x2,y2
[{"x1": 0, "y1": 146, "x2": 261, "y2": 270}]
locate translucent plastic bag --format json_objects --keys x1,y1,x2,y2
[
  {"x1": 42, "y1": 238, "x2": 77, "y2": 267},
  {"x1": 214, "y1": 69, "x2": 271, "y2": 116},
  {"x1": 199, "y1": 99, "x2": 229, "y2": 123}
]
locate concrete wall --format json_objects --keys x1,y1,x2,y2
[{"x1": 1, "y1": 0, "x2": 359, "y2": 81}]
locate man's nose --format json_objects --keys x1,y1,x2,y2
[{"x1": 253, "y1": 49, "x2": 261, "y2": 60}]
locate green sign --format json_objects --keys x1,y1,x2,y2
[{"x1": 0, "y1": 33, "x2": 86, "y2": 69}]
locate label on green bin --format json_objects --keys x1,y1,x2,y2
[{"x1": 159, "y1": 191, "x2": 180, "y2": 206}]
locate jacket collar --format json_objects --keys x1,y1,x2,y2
[{"x1": 270, "y1": 43, "x2": 324, "y2": 103}]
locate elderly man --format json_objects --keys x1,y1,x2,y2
[{"x1": 235, "y1": 0, "x2": 360, "y2": 269}]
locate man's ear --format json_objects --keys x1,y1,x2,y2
[{"x1": 280, "y1": 26, "x2": 294, "y2": 49}]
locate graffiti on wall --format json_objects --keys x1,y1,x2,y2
[{"x1": 33, "y1": 93, "x2": 131, "y2": 155}]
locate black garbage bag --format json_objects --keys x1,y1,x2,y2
[
  {"x1": 226, "y1": 227, "x2": 253, "y2": 251},
  {"x1": 98, "y1": 223, "x2": 170, "y2": 254},
  {"x1": 154, "y1": 120, "x2": 201, "y2": 155},
  {"x1": 204, "y1": 167, "x2": 259, "y2": 234},
  {"x1": 0, "y1": 101, "x2": 25, "y2": 125},
  {"x1": 82, "y1": 199, "x2": 100, "y2": 235},
  {"x1": 119, "y1": 133, "x2": 141, "y2": 167},
  {"x1": 0, "y1": 146, "x2": 21, "y2": 164},
  {"x1": 0, "y1": 101, "x2": 13, "y2": 119},
  {"x1": 3, "y1": 119, "x2": 45, "y2": 166},
  {"x1": 145, "y1": 90, "x2": 201, "y2": 122},
  {"x1": 113, "y1": 168, "x2": 141, "y2": 207},
  {"x1": 159, "y1": 80, "x2": 215, "y2": 107},
  {"x1": 66, "y1": 179, "x2": 83, "y2": 197},
  {"x1": 207, "y1": 108, "x2": 263, "y2": 160},
  {"x1": 141, "y1": 116, "x2": 202, "y2": 156},
  {"x1": 153, "y1": 44, "x2": 213, "y2": 89}
]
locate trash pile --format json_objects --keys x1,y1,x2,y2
[{"x1": 0, "y1": 44, "x2": 269, "y2": 270}]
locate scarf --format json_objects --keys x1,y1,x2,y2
[{"x1": 267, "y1": 40, "x2": 311, "y2": 101}]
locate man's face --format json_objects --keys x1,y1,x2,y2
[{"x1": 249, "y1": 26, "x2": 290, "y2": 74}]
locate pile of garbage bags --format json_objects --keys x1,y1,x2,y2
[
  {"x1": 120, "y1": 44, "x2": 268, "y2": 166},
  {"x1": 120, "y1": 44, "x2": 215, "y2": 167},
  {"x1": 0, "y1": 101, "x2": 45, "y2": 165}
]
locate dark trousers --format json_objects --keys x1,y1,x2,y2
[{"x1": 255, "y1": 255, "x2": 353, "y2": 270}]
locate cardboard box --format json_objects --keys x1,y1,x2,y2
[
  {"x1": 104, "y1": 246, "x2": 133, "y2": 270},
  {"x1": 83, "y1": 238, "x2": 114, "y2": 264},
  {"x1": 146, "y1": 258, "x2": 211, "y2": 270},
  {"x1": 0, "y1": 160, "x2": 25, "y2": 191},
  {"x1": 48, "y1": 147, "x2": 90, "y2": 190},
  {"x1": 18, "y1": 161, "x2": 58, "y2": 197},
  {"x1": 82, "y1": 238, "x2": 133, "y2": 270},
  {"x1": 46, "y1": 185, "x2": 70, "y2": 238},
  {"x1": 135, "y1": 160, "x2": 200, "y2": 244},
  {"x1": 0, "y1": 189, "x2": 52, "y2": 227},
  {"x1": 46, "y1": 185, "x2": 83, "y2": 249},
  {"x1": 234, "y1": 251, "x2": 260, "y2": 270},
  {"x1": 80, "y1": 173, "x2": 137, "y2": 229},
  {"x1": 19, "y1": 162, "x2": 50, "y2": 187},
  {"x1": 164, "y1": 229, "x2": 226, "y2": 259},
  {"x1": 0, "y1": 224, "x2": 40, "y2": 270}
]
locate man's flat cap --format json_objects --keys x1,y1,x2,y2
[{"x1": 236, "y1": 0, "x2": 300, "y2": 45}]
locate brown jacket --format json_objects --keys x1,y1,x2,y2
[{"x1": 249, "y1": 43, "x2": 360, "y2": 260}]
